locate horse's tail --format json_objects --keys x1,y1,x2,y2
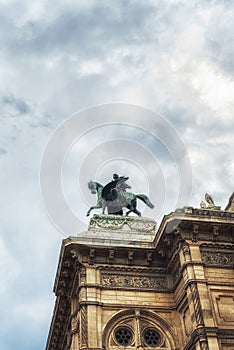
[{"x1": 136, "y1": 194, "x2": 154, "y2": 209}]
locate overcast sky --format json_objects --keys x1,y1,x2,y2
[{"x1": 0, "y1": 1, "x2": 233, "y2": 349}]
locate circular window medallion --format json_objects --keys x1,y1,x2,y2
[
  {"x1": 143, "y1": 328, "x2": 161, "y2": 347},
  {"x1": 114, "y1": 326, "x2": 133, "y2": 346}
]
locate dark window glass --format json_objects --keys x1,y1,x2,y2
[
  {"x1": 114, "y1": 327, "x2": 133, "y2": 346},
  {"x1": 143, "y1": 328, "x2": 161, "y2": 347}
]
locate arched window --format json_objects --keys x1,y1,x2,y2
[{"x1": 102, "y1": 309, "x2": 178, "y2": 349}]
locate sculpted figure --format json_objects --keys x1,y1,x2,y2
[
  {"x1": 87, "y1": 174, "x2": 154, "y2": 216},
  {"x1": 205, "y1": 193, "x2": 215, "y2": 209}
]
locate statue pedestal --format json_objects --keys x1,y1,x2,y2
[{"x1": 77, "y1": 214, "x2": 157, "y2": 247}]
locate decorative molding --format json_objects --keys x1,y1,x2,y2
[
  {"x1": 128, "y1": 250, "x2": 134, "y2": 264},
  {"x1": 201, "y1": 251, "x2": 233, "y2": 267},
  {"x1": 102, "y1": 309, "x2": 178, "y2": 349},
  {"x1": 190, "y1": 283, "x2": 204, "y2": 327},
  {"x1": 89, "y1": 248, "x2": 95, "y2": 264},
  {"x1": 80, "y1": 305, "x2": 88, "y2": 347},
  {"x1": 108, "y1": 249, "x2": 115, "y2": 261},
  {"x1": 182, "y1": 243, "x2": 191, "y2": 259},
  {"x1": 192, "y1": 224, "x2": 199, "y2": 242},
  {"x1": 81, "y1": 348, "x2": 103, "y2": 350},
  {"x1": 80, "y1": 266, "x2": 86, "y2": 282},
  {"x1": 217, "y1": 295, "x2": 234, "y2": 322},
  {"x1": 99, "y1": 265, "x2": 166, "y2": 274},
  {"x1": 47, "y1": 296, "x2": 70, "y2": 350},
  {"x1": 200, "y1": 243, "x2": 234, "y2": 249},
  {"x1": 213, "y1": 225, "x2": 219, "y2": 241},
  {"x1": 71, "y1": 315, "x2": 79, "y2": 334},
  {"x1": 175, "y1": 207, "x2": 234, "y2": 218},
  {"x1": 101, "y1": 273, "x2": 168, "y2": 290},
  {"x1": 190, "y1": 326, "x2": 209, "y2": 350},
  {"x1": 172, "y1": 266, "x2": 181, "y2": 285},
  {"x1": 89, "y1": 214, "x2": 157, "y2": 233},
  {"x1": 145, "y1": 251, "x2": 153, "y2": 265}
]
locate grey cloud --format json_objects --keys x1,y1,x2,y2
[
  {"x1": 198, "y1": 2, "x2": 234, "y2": 74},
  {"x1": 0, "y1": 148, "x2": 7, "y2": 155},
  {"x1": 0, "y1": 92, "x2": 54, "y2": 129},
  {"x1": 5, "y1": 3, "x2": 155, "y2": 57},
  {"x1": 1, "y1": 94, "x2": 33, "y2": 115},
  {"x1": 2, "y1": 1, "x2": 200, "y2": 64}
]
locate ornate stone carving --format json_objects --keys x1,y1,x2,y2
[
  {"x1": 128, "y1": 250, "x2": 134, "y2": 263},
  {"x1": 176, "y1": 207, "x2": 233, "y2": 217},
  {"x1": 172, "y1": 267, "x2": 181, "y2": 284},
  {"x1": 225, "y1": 192, "x2": 234, "y2": 212},
  {"x1": 192, "y1": 224, "x2": 199, "y2": 242},
  {"x1": 201, "y1": 252, "x2": 233, "y2": 266},
  {"x1": 79, "y1": 266, "x2": 86, "y2": 284},
  {"x1": 101, "y1": 273, "x2": 168, "y2": 290},
  {"x1": 182, "y1": 243, "x2": 191, "y2": 259},
  {"x1": 71, "y1": 315, "x2": 79, "y2": 333},
  {"x1": 108, "y1": 249, "x2": 115, "y2": 260},
  {"x1": 205, "y1": 193, "x2": 216, "y2": 209},
  {"x1": 192, "y1": 327, "x2": 208, "y2": 350},
  {"x1": 89, "y1": 248, "x2": 95, "y2": 264},
  {"x1": 89, "y1": 214, "x2": 156, "y2": 234},
  {"x1": 80, "y1": 306, "x2": 88, "y2": 347},
  {"x1": 145, "y1": 251, "x2": 153, "y2": 265},
  {"x1": 213, "y1": 225, "x2": 219, "y2": 241},
  {"x1": 190, "y1": 283, "x2": 205, "y2": 327}
]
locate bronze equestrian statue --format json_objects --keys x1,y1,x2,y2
[{"x1": 87, "y1": 174, "x2": 154, "y2": 216}]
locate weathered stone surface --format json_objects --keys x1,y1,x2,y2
[
  {"x1": 77, "y1": 214, "x2": 157, "y2": 247},
  {"x1": 46, "y1": 209, "x2": 234, "y2": 350},
  {"x1": 225, "y1": 192, "x2": 234, "y2": 212}
]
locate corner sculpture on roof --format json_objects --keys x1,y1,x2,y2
[
  {"x1": 87, "y1": 173, "x2": 154, "y2": 217},
  {"x1": 200, "y1": 192, "x2": 221, "y2": 210}
]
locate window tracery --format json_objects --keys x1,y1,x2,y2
[{"x1": 103, "y1": 310, "x2": 177, "y2": 349}]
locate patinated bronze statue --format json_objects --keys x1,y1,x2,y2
[{"x1": 87, "y1": 174, "x2": 154, "y2": 216}]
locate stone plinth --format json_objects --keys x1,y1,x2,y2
[{"x1": 76, "y1": 214, "x2": 157, "y2": 247}]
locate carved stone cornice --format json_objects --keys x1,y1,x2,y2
[
  {"x1": 46, "y1": 296, "x2": 70, "y2": 350},
  {"x1": 67, "y1": 243, "x2": 164, "y2": 269},
  {"x1": 200, "y1": 242, "x2": 234, "y2": 249},
  {"x1": 98, "y1": 265, "x2": 166, "y2": 274},
  {"x1": 175, "y1": 207, "x2": 234, "y2": 219}
]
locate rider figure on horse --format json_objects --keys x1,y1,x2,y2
[
  {"x1": 87, "y1": 174, "x2": 154, "y2": 217},
  {"x1": 102, "y1": 174, "x2": 130, "y2": 202},
  {"x1": 101, "y1": 174, "x2": 130, "y2": 214}
]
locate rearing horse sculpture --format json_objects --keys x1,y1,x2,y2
[{"x1": 87, "y1": 180, "x2": 154, "y2": 217}]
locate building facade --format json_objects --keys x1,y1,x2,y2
[{"x1": 46, "y1": 200, "x2": 234, "y2": 350}]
